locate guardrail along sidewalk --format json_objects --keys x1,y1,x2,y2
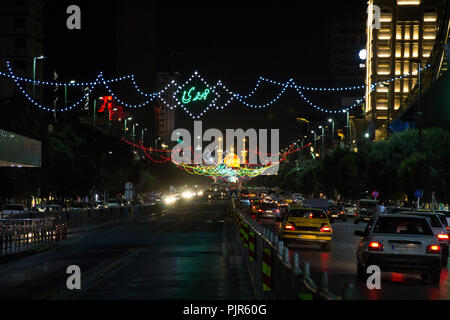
[{"x1": 0, "y1": 204, "x2": 159, "y2": 258}]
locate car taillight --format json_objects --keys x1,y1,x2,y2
[
  {"x1": 285, "y1": 224, "x2": 295, "y2": 231},
  {"x1": 258, "y1": 209, "x2": 263, "y2": 212},
  {"x1": 340, "y1": 211, "x2": 344, "y2": 215},
  {"x1": 368, "y1": 242, "x2": 383, "y2": 251},
  {"x1": 320, "y1": 225, "x2": 332, "y2": 233},
  {"x1": 447, "y1": 226, "x2": 450, "y2": 232},
  {"x1": 437, "y1": 234, "x2": 449, "y2": 241},
  {"x1": 427, "y1": 245, "x2": 441, "y2": 254},
  {"x1": 275, "y1": 209, "x2": 280, "y2": 213},
  {"x1": 252, "y1": 206, "x2": 255, "y2": 210}
]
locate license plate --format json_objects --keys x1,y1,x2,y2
[
  {"x1": 266, "y1": 210, "x2": 272, "y2": 213},
  {"x1": 300, "y1": 235, "x2": 317, "y2": 240},
  {"x1": 392, "y1": 244, "x2": 418, "y2": 252},
  {"x1": 332, "y1": 215, "x2": 338, "y2": 218}
]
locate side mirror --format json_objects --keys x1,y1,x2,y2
[{"x1": 354, "y1": 230, "x2": 364, "y2": 237}]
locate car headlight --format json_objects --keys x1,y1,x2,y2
[
  {"x1": 182, "y1": 191, "x2": 194, "y2": 199},
  {"x1": 197, "y1": 191, "x2": 204, "y2": 196},
  {"x1": 164, "y1": 197, "x2": 176, "y2": 204}
]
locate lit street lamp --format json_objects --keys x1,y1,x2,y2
[
  {"x1": 319, "y1": 126, "x2": 325, "y2": 156},
  {"x1": 32, "y1": 55, "x2": 45, "y2": 98},
  {"x1": 328, "y1": 118, "x2": 335, "y2": 151}
]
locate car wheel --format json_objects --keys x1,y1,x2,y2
[
  {"x1": 356, "y1": 263, "x2": 366, "y2": 281},
  {"x1": 430, "y1": 268, "x2": 441, "y2": 285},
  {"x1": 442, "y1": 253, "x2": 448, "y2": 267},
  {"x1": 321, "y1": 242, "x2": 331, "y2": 252}
]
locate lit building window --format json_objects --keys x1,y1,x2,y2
[
  {"x1": 404, "y1": 43, "x2": 410, "y2": 58},
  {"x1": 412, "y1": 44, "x2": 419, "y2": 57},
  {"x1": 424, "y1": 12, "x2": 437, "y2": 22},
  {"x1": 395, "y1": 81, "x2": 401, "y2": 93},
  {"x1": 413, "y1": 25, "x2": 420, "y2": 40},
  {"x1": 381, "y1": 12, "x2": 393, "y2": 22},
  {"x1": 377, "y1": 63, "x2": 391, "y2": 75},
  {"x1": 397, "y1": 0, "x2": 421, "y2": 5},
  {"x1": 378, "y1": 28, "x2": 392, "y2": 40},
  {"x1": 404, "y1": 25, "x2": 411, "y2": 40},
  {"x1": 395, "y1": 62, "x2": 402, "y2": 75},
  {"x1": 396, "y1": 25, "x2": 403, "y2": 39},
  {"x1": 396, "y1": 44, "x2": 402, "y2": 58},
  {"x1": 394, "y1": 97, "x2": 401, "y2": 110}
]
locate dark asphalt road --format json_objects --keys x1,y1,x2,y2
[
  {"x1": 259, "y1": 218, "x2": 450, "y2": 300},
  {"x1": 0, "y1": 200, "x2": 255, "y2": 300}
]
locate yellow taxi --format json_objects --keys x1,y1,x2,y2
[{"x1": 279, "y1": 205, "x2": 333, "y2": 251}]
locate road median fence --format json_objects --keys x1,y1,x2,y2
[
  {"x1": 0, "y1": 204, "x2": 159, "y2": 258},
  {"x1": 229, "y1": 198, "x2": 356, "y2": 300}
]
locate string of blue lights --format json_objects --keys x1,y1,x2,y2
[{"x1": 1, "y1": 61, "x2": 431, "y2": 117}]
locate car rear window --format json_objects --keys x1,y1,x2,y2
[
  {"x1": 260, "y1": 203, "x2": 277, "y2": 209},
  {"x1": 373, "y1": 217, "x2": 433, "y2": 235},
  {"x1": 411, "y1": 214, "x2": 442, "y2": 228},
  {"x1": 288, "y1": 209, "x2": 326, "y2": 219}
]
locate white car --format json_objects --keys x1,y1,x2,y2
[
  {"x1": 344, "y1": 204, "x2": 357, "y2": 217},
  {"x1": 1, "y1": 204, "x2": 28, "y2": 218},
  {"x1": 292, "y1": 193, "x2": 304, "y2": 203},
  {"x1": 406, "y1": 211, "x2": 449, "y2": 266},
  {"x1": 107, "y1": 199, "x2": 120, "y2": 208},
  {"x1": 355, "y1": 214, "x2": 442, "y2": 284}
]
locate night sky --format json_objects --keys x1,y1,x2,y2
[{"x1": 42, "y1": 0, "x2": 366, "y2": 146}]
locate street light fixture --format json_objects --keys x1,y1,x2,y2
[
  {"x1": 32, "y1": 55, "x2": 46, "y2": 98},
  {"x1": 328, "y1": 118, "x2": 335, "y2": 151}
]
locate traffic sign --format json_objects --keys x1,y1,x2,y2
[
  {"x1": 372, "y1": 191, "x2": 379, "y2": 199},
  {"x1": 415, "y1": 189, "x2": 423, "y2": 198},
  {"x1": 125, "y1": 182, "x2": 133, "y2": 191}
]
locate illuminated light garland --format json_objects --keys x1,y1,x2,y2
[
  {"x1": 6, "y1": 61, "x2": 99, "y2": 112},
  {"x1": 171, "y1": 71, "x2": 223, "y2": 120},
  {"x1": 1, "y1": 61, "x2": 432, "y2": 118}
]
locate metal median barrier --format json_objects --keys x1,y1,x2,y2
[
  {"x1": 229, "y1": 199, "x2": 355, "y2": 300},
  {"x1": 0, "y1": 204, "x2": 158, "y2": 258}
]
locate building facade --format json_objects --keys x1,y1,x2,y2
[
  {"x1": 155, "y1": 72, "x2": 179, "y2": 144},
  {"x1": 0, "y1": 0, "x2": 44, "y2": 99},
  {"x1": 365, "y1": 0, "x2": 444, "y2": 140}
]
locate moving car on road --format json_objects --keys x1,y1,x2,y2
[
  {"x1": 344, "y1": 204, "x2": 357, "y2": 217},
  {"x1": 354, "y1": 199, "x2": 378, "y2": 224},
  {"x1": 327, "y1": 205, "x2": 347, "y2": 222},
  {"x1": 279, "y1": 205, "x2": 333, "y2": 251},
  {"x1": 254, "y1": 202, "x2": 281, "y2": 221},
  {"x1": 1, "y1": 204, "x2": 28, "y2": 218},
  {"x1": 406, "y1": 211, "x2": 449, "y2": 266},
  {"x1": 354, "y1": 214, "x2": 442, "y2": 284}
]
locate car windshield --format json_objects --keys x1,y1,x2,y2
[
  {"x1": 373, "y1": 217, "x2": 433, "y2": 235},
  {"x1": 288, "y1": 209, "x2": 326, "y2": 219},
  {"x1": 4, "y1": 205, "x2": 24, "y2": 211}
]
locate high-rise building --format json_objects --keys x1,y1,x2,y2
[
  {"x1": 155, "y1": 72, "x2": 179, "y2": 143},
  {"x1": 0, "y1": 0, "x2": 44, "y2": 99},
  {"x1": 365, "y1": 0, "x2": 445, "y2": 140}
]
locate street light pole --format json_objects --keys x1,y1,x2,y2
[
  {"x1": 319, "y1": 126, "x2": 325, "y2": 155},
  {"x1": 410, "y1": 59, "x2": 422, "y2": 154},
  {"x1": 328, "y1": 118, "x2": 334, "y2": 151},
  {"x1": 32, "y1": 56, "x2": 45, "y2": 98}
]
